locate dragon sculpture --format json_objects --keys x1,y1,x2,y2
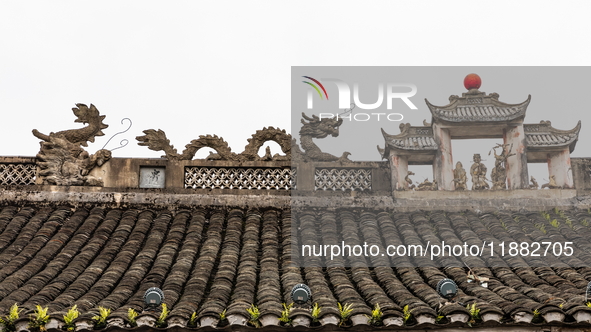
[
  {"x1": 295, "y1": 113, "x2": 351, "y2": 162},
  {"x1": 136, "y1": 113, "x2": 350, "y2": 162},
  {"x1": 136, "y1": 127, "x2": 292, "y2": 161},
  {"x1": 32, "y1": 103, "x2": 112, "y2": 186}
]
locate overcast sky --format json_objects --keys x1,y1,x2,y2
[{"x1": 1, "y1": 1, "x2": 590, "y2": 184}]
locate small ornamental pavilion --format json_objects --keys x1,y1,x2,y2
[{"x1": 380, "y1": 74, "x2": 581, "y2": 191}]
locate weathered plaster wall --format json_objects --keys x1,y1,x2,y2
[
  {"x1": 503, "y1": 125, "x2": 529, "y2": 189},
  {"x1": 548, "y1": 149, "x2": 574, "y2": 188},
  {"x1": 1, "y1": 186, "x2": 589, "y2": 213},
  {"x1": 388, "y1": 155, "x2": 408, "y2": 191},
  {"x1": 432, "y1": 124, "x2": 454, "y2": 190}
]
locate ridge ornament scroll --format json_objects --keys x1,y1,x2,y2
[
  {"x1": 136, "y1": 127, "x2": 292, "y2": 161},
  {"x1": 32, "y1": 103, "x2": 112, "y2": 186},
  {"x1": 101, "y1": 118, "x2": 132, "y2": 152}
]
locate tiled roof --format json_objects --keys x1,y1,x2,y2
[
  {"x1": 380, "y1": 124, "x2": 438, "y2": 155},
  {"x1": 426, "y1": 91, "x2": 530, "y2": 123},
  {"x1": 1, "y1": 204, "x2": 591, "y2": 329},
  {"x1": 525, "y1": 120, "x2": 581, "y2": 151},
  {"x1": 387, "y1": 136, "x2": 438, "y2": 150}
]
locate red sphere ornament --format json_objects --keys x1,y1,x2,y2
[{"x1": 464, "y1": 73, "x2": 481, "y2": 90}]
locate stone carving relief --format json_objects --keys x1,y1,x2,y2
[
  {"x1": 405, "y1": 171, "x2": 415, "y2": 190},
  {"x1": 32, "y1": 104, "x2": 112, "y2": 186},
  {"x1": 453, "y1": 162, "x2": 467, "y2": 190},
  {"x1": 415, "y1": 178, "x2": 437, "y2": 191},
  {"x1": 136, "y1": 127, "x2": 291, "y2": 161},
  {"x1": 542, "y1": 176, "x2": 561, "y2": 189},
  {"x1": 470, "y1": 154, "x2": 489, "y2": 190},
  {"x1": 529, "y1": 176, "x2": 539, "y2": 189},
  {"x1": 490, "y1": 143, "x2": 515, "y2": 190}
]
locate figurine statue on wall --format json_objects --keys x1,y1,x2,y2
[
  {"x1": 470, "y1": 154, "x2": 489, "y2": 190},
  {"x1": 541, "y1": 175, "x2": 560, "y2": 189},
  {"x1": 416, "y1": 178, "x2": 437, "y2": 191},
  {"x1": 453, "y1": 161, "x2": 467, "y2": 190},
  {"x1": 405, "y1": 171, "x2": 416, "y2": 190},
  {"x1": 490, "y1": 143, "x2": 515, "y2": 190},
  {"x1": 32, "y1": 104, "x2": 111, "y2": 186},
  {"x1": 529, "y1": 176, "x2": 539, "y2": 189}
]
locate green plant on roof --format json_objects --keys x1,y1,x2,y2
[
  {"x1": 366, "y1": 303, "x2": 382, "y2": 326},
  {"x1": 155, "y1": 303, "x2": 169, "y2": 328},
  {"x1": 583, "y1": 219, "x2": 589, "y2": 227},
  {"x1": 63, "y1": 305, "x2": 79, "y2": 332},
  {"x1": 535, "y1": 223, "x2": 547, "y2": 234},
  {"x1": 188, "y1": 312, "x2": 198, "y2": 328},
  {"x1": 586, "y1": 302, "x2": 591, "y2": 308},
  {"x1": 28, "y1": 305, "x2": 50, "y2": 332},
  {"x1": 279, "y1": 303, "x2": 293, "y2": 326},
  {"x1": 0, "y1": 303, "x2": 23, "y2": 332},
  {"x1": 557, "y1": 209, "x2": 566, "y2": 218},
  {"x1": 564, "y1": 215, "x2": 573, "y2": 228},
  {"x1": 219, "y1": 308, "x2": 227, "y2": 322},
  {"x1": 127, "y1": 308, "x2": 138, "y2": 327},
  {"x1": 403, "y1": 305, "x2": 413, "y2": 325},
  {"x1": 91, "y1": 307, "x2": 111, "y2": 329},
  {"x1": 532, "y1": 309, "x2": 543, "y2": 323},
  {"x1": 541, "y1": 211, "x2": 551, "y2": 221},
  {"x1": 337, "y1": 302, "x2": 352, "y2": 326},
  {"x1": 436, "y1": 314, "x2": 445, "y2": 323},
  {"x1": 550, "y1": 219, "x2": 560, "y2": 228},
  {"x1": 246, "y1": 304, "x2": 261, "y2": 328},
  {"x1": 466, "y1": 303, "x2": 481, "y2": 327},
  {"x1": 310, "y1": 302, "x2": 322, "y2": 324}
]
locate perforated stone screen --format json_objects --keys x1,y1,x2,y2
[
  {"x1": 185, "y1": 166, "x2": 295, "y2": 190},
  {"x1": 0, "y1": 163, "x2": 36, "y2": 185}
]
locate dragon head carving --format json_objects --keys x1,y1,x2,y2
[
  {"x1": 299, "y1": 113, "x2": 343, "y2": 138},
  {"x1": 32, "y1": 103, "x2": 111, "y2": 186},
  {"x1": 296, "y1": 112, "x2": 351, "y2": 162},
  {"x1": 33, "y1": 103, "x2": 109, "y2": 147}
]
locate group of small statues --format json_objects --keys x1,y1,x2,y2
[
  {"x1": 404, "y1": 171, "x2": 438, "y2": 191},
  {"x1": 403, "y1": 143, "x2": 559, "y2": 191}
]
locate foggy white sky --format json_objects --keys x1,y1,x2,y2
[{"x1": 1, "y1": 1, "x2": 590, "y2": 184}]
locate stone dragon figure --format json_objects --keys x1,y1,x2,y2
[
  {"x1": 32, "y1": 103, "x2": 112, "y2": 186},
  {"x1": 136, "y1": 127, "x2": 292, "y2": 161},
  {"x1": 295, "y1": 113, "x2": 351, "y2": 162},
  {"x1": 136, "y1": 113, "x2": 350, "y2": 162}
]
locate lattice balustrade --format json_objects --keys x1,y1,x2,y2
[
  {"x1": 185, "y1": 167, "x2": 295, "y2": 190},
  {"x1": 0, "y1": 163, "x2": 37, "y2": 185},
  {"x1": 315, "y1": 168, "x2": 372, "y2": 191}
]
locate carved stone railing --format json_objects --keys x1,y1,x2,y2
[
  {"x1": 293, "y1": 161, "x2": 391, "y2": 193},
  {"x1": 185, "y1": 166, "x2": 295, "y2": 190},
  {"x1": 0, "y1": 157, "x2": 37, "y2": 185},
  {"x1": 0, "y1": 156, "x2": 393, "y2": 194},
  {"x1": 314, "y1": 168, "x2": 372, "y2": 191}
]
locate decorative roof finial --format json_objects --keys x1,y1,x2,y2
[{"x1": 464, "y1": 73, "x2": 481, "y2": 90}]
